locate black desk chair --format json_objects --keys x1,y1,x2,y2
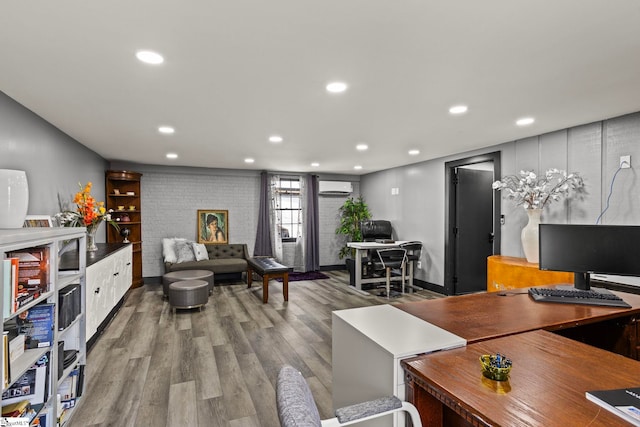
[
  {"x1": 372, "y1": 248, "x2": 407, "y2": 298},
  {"x1": 360, "y1": 220, "x2": 393, "y2": 277},
  {"x1": 400, "y1": 241, "x2": 422, "y2": 289}
]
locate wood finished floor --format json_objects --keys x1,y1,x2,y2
[{"x1": 68, "y1": 271, "x2": 443, "y2": 427}]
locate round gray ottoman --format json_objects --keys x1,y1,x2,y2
[
  {"x1": 168, "y1": 279, "x2": 209, "y2": 313},
  {"x1": 162, "y1": 269, "x2": 214, "y2": 297}
]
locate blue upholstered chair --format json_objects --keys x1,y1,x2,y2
[{"x1": 276, "y1": 365, "x2": 422, "y2": 427}]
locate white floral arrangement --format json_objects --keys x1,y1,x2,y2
[{"x1": 492, "y1": 168, "x2": 584, "y2": 209}]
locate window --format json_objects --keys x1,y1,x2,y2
[{"x1": 275, "y1": 177, "x2": 301, "y2": 242}]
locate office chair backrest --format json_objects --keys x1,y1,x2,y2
[
  {"x1": 400, "y1": 241, "x2": 422, "y2": 260},
  {"x1": 360, "y1": 220, "x2": 392, "y2": 241},
  {"x1": 276, "y1": 365, "x2": 322, "y2": 427},
  {"x1": 376, "y1": 248, "x2": 407, "y2": 269}
]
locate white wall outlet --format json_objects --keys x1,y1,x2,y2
[
  {"x1": 417, "y1": 261, "x2": 422, "y2": 269},
  {"x1": 620, "y1": 155, "x2": 631, "y2": 168}
]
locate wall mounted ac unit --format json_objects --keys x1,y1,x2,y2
[{"x1": 318, "y1": 180, "x2": 353, "y2": 195}]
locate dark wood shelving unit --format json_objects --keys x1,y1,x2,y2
[{"x1": 105, "y1": 170, "x2": 143, "y2": 288}]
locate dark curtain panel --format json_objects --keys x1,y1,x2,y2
[
  {"x1": 254, "y1": 171, "x2": 273, "y2": 256},
  {"x1": 304, "y1": 174, "x2": 320, "y2": 271}
]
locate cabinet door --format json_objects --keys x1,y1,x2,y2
[
  {"x1": 113, "y1": 246, "x2": 132, "y2": 302},
  {"x1": 85, "y1": 258, "x2": 113, "y2": 339}
]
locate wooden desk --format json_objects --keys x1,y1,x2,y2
[
  {"x1": 395, "y1": 290, "x2": 640, "y2": 359},
  {"x1": 347, "y1": 241, "x2": 411, "y2": 291},
  {"x1": 402, "y1": 330, "x2": 640, "y2": 427},
  {"x1": 486, "y1": 255, "x2": 573, "y2": 292}
]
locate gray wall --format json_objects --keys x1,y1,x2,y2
[
  {"x1": 0, "y1": 91, "x2": 108, "y2": 237},
  {"x1": 361, "y1": 112, "x2": 640, "y2": 289}
]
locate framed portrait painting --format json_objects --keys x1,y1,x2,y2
[{"x1": 197, "y1": 210, "x2": 228, "y2": 244}]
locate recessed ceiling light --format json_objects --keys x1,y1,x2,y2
[
  {"x1": 158, "y1": 126, "x2": 175, "y2": 134},
  {"x1": 356, "y1": 143, "x2": 368, "y2": 151},
  {"x1": 516, "y1": 117, "x2": 535, "y2": 126},
  {"x1": 408, "y1": 149, "x2": 420, "y2": 156},
  {"x1": 244, "y1": 158, "x2": 255, "y2": 164},
  {"x1": 269, "y1": 135, "x2": 283, "y2": 143},
  {"x1": 449, "y1": 105, "x2": 468, "y2": 115},
  {"x1": 326, "y1": 81, "x2": 348, "y2": 93},
  {"x1": 166, "y1": 153, "x2": 178, "y2": 159},
  {"x1": 353, "y1": 165, "x2": 363, "y2": 170},
  {"x1": 136, "y1": 50, "x2": 164, "y2": 65},
  {"x1": 311, "y1": 162, "x2": 320, "y2": 167}
]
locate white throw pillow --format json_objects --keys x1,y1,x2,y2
[
  {"x1": 162, "y1": 237, "x2": 187, "y2": 263},
  {"x1": 175, "y1": 240, "x2": 196, "y2": 263},
  {"x1": 192, "y1": 242, "x2": 209, "y2": 261}
]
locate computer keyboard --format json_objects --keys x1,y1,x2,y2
[{"x1": 528, "y1": 287, "x2": 631, "y2": 308}]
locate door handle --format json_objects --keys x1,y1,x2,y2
[{"x1": 488, "y1": 233, "x2": 495, "y2": 243}]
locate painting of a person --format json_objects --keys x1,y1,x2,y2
[{"x1": 204, "y1": 214, "x2": 226, "y2": 243}]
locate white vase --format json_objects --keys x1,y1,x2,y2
[
  {"x1": 521, "y1": 208, "x2": 542, "y2": 263},
  {"x1": 0, "y1": 169, "x2": 29, "y2": 229}
]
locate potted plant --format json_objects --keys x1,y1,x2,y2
[
  {"x1": 335, "y1": 196, "x2": 372, "y2": 285},
  {"x1": 492, "y1": 168, "x2": 584, "y2": 262}
]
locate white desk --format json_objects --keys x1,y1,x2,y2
[
  {"x1": 332, "y1": 305, "x2": 466, "y2": 427},
  {"x1": 347, "y1": 240, "x2": 412, "y2": 291}
]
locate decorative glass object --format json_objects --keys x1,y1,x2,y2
[
  {"x1": 480, "y1": 353, "x2": 512, "y2": 382},
  {"x1": 86, "y1": 223, "x2": 99, "y2": 251},
  {"x1": 0, "y1": 169, "x2": 29, "y2": 229}
]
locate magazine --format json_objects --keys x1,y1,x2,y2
[{"x1": 586, "y1": 387, "x2": 640, "y2": 426}]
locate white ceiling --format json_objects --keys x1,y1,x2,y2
[{"x1": 2, "y1": 1, "x2": 640, "y2": 175}]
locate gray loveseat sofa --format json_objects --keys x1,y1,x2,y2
[{"x1": 164, "y1": 243, "x2": 250, "y2": 282}]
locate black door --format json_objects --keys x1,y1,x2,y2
[
  {"x1": 453, "y1": 167, "x2": 495, "y2": 294},
  {"x1": 445, "y1": 152, "x2": 501, "y2": 296}
]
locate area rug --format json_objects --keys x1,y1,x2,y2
[{"x1": 275, "y1": 271, "x2": 330, "y2": 282}]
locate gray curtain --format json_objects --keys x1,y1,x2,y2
[
  {"x1": 304, "y1": 174, "x2": 320, "y2": 271},
  {"x1": 254, "y1": 171, "x2": 273, "y2": 256}
]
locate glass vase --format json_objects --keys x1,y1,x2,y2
[
  {"x1": 521, "y1": 208, "x2": 542, "y2": 263},
  {"x1": 86, "y1": 225, "x2": 98, "y2": 251}
]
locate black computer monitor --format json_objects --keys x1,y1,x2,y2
[{"x1": 538, "y1": 224, "x2": 640, "y2": 290}]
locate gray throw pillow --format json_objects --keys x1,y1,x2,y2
[
  {"x1": 192, "y1": 242, "x2": 209, "y2": 261},
  {"x1": 175, "y1": 240, "x2": 196, "y2": 263}
]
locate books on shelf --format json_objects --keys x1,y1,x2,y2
[
  {"x1": 586, "y1": 387, "x2": 640, "y2": 426},
  {"x1": 18, "y1": 304, "x2": 55, "y2": 349},
  {"x1": 8, "y1": 333, "x2": 25, "y2": 363},
  {"x1": 2, "y1": 257, "x2": 19, "y2": 318},
  {"x1": 6, "y1": 247, "x2": 50, "y2": 313},
  {"x1": 1, "y1": 398, "x2": 31, "y2": 418},
  {"x1": 2, "y1": 258, "x2": 13, "y2": 318},
  {"x1": 2, "y1": 363, "x2": 47, "y2": 406},
  {"x1": 2, "y1": 332, "x2": 9, "y2": 389}
]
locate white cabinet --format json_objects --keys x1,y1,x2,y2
[
  {"x1": 1, "y1": 227, "x2": 87, "y2": 426},
  {"x1": 85, "y1": 245, "x2": 132, "y2": 340},
  {"x1": 332, "y1": 304, "x2": 466, "y2": 427}
]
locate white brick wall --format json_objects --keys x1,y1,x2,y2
[
  {"x1": 141, "y1": 169, "x2": 359, "y2": 278},
  {"x1": 142, "y1": 171, "x2": 260, "y2": 277}
]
